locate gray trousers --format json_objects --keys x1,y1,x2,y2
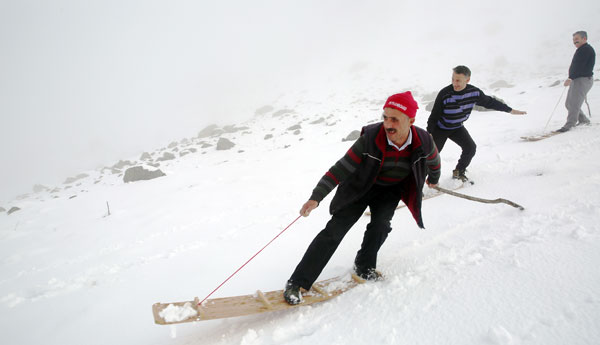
[{"x1": 564, "y1": 76, "x2": 593, "y2": 128}]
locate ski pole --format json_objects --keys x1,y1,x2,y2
[
  {"x1": 198, "y1": 215, "x2": 302, "y2": 306},
  {"x1": 433, "y1": 186, "x2": 524, "y2": 211},
  {"x1": 543, "y1": 86, "x2": 567, "y2": 131},
  {"x1": 585, "y1": 96, "x2": 592, "y2": 118}
]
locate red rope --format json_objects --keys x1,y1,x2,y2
[{"x1": 198, "y1": 215, "x2": 302, "y2": 306}]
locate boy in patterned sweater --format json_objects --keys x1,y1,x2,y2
[{"x1": 427, "y1": 65, "x2": 527, "y2": 182}]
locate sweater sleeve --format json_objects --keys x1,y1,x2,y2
[
  {"x1": 425, "y1": 134, "x2": 441, "y2": 185},
  {"x1": 475, "y1": 89, "x2": 512, "y2": 113},
  {"x1": 309, "y1": 135, "x2": 366, "y2": 202},
  {"x1": 427, "y1": 89, "x2": 445, "y2": 132}
]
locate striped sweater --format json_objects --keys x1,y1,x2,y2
[
  {"x1": 310, "y1": 124, "x2": 440, "y2": 227},
  {"x1": 427, "y1": 84, "x2": 512, "y2": 131}
]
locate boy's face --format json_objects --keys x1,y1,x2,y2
[{"x1": 452, "y1": 72, "x2": 470, "y2": 92}]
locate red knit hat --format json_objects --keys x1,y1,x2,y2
[{"x1": 383, "y1": 91, "x2": 419, "y2": 118}]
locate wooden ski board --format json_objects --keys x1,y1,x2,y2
[
  {"x1": 521, "y1": 123, "x2": 596, "y2": 142},
  {"x1": 364, "y1": 182, "x2": 466, "y2": 216},
  {"x1": 152, "y1": 274, "x2": 366, "y2": 325},
  {"x1": 520, "y1": 131, "x2": 561, "y2": 142}
]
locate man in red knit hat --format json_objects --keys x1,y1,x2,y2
[{"x1": 284, "y1": 91, "x2": 441, "y2": 305}]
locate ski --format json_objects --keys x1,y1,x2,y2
[
  {"x1": 521, "y1": 123, "x2": 596, "y2": 142},
  {"x1": 152, "y1": 273, "x2": 367, "y2": 325},
  {"x1": 520, "y1": 131, "x2": 561, "y2": 142}
]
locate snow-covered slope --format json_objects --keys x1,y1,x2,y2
[{"x1": 2, "y1": 34, "x2": 600, "y2": 345}]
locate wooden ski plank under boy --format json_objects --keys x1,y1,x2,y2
[{"x1": 152, "y1": 274, "x2": 365, "y2": 325}]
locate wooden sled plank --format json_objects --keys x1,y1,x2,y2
[
  {"x1": 520, "y1": 131, "x2": 561, "y2": 142},
  {"x1": 152, "y1": 274, "x2": 364, "y2": 325}
]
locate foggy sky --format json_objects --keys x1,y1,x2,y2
[{"x1": 1, "y1": 0, "x2": 599, "y2": 202}]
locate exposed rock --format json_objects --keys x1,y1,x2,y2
[
  {"x1": 7, "y1": 206, "x2": 20, "y2": 215},
  {"x1": 293, "y1": 130, "x2": 301, "y2": 135},
  {"x1": 123, "y1": 166, "x2": 166, "y2": 183},
  {"x1": 113, "y1": 160, "x2": 134, "y2": 169},
  {"x1": 223, "y1": 125, "x2": 250, "y2": 133},
  {"x1": 200, "y1": 142, "x2": 213, "y2": 148},
  {"x1": 310, "y1": 117, "x2": 326, "y2": 124},
  {"x1": 549, "y1": 80, "x2": 561, "y2": 87},
  {"x1": 168, "y1": 141, "x2": 178, "y2": 149},
  {"x1": 342, "y1": 130, "x2": 361, "y2": 142},
  {"x1": 64, "y1": 173, "x2": 89, "y2": 184},
  {"x1": 33, "y1": 184, "x2": 49, "y2": 193},
  {"x1": 216, "y1": 138, "x2": 235, "y2": 150},
  {"x1": 421, "y1": 91, "x2": 439, "y2": 102},
  {"x1": 255, "y1": 105, "x2": 274, "y2": 116},
  {"x1": 264, "y1": 134, "x2": 274, "y2": 140},
  {"x1": 179, "y1": 148, "x2": 197, "y2": 157},
  {"x1": 273, "y1": 109, "x2": 294, "y2": 117},
  {"x1": 474, "y1": 95, "x2": 507, "y2": 112},
  {"x1": 16, "y1": 193, "x2": 30, "y2": 200},
  {"x1": 425, "y1": 101, "x2": 435, "y2": 111},
  {"x1": 0, "y1": 207, "x2": 5, "y2": 213},
  {"x1": 156, "y1": 152, "x2": 176, "y2": 162},
  {"x1": 489, "y1": 80, "x2": 514, "y2": 89},
  {"x1": 287, "y1": 124, "x2": 302, "y2": 131},
  {"x1": 140, "y1": 152, "x2": 152, "y2": 160},
  {"x1": 197, "y1": 124, "x2": 220, "y2": 138}
]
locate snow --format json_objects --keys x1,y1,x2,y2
[
  {"x1": 2, "y1": 6, "x2": 600, "y2": 345},
  {"x1": 159, "y1": 303, "x2": 198, "y2": 323}
]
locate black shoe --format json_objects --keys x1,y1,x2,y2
[
  {"x1": 452, "y1": 169, "x2": 469, "y2": 182},
  {"x1": 576, "y1": 120, "x2": 591, "y2": 126},
  {"x1": 354, "y1": 265, "x2": 383, "y2": 281},
  {"x1": 555, "y1": 126, "x2": 570, "y2": 133},
  {"x1": 283, "y1": 280, "x2": 303, "y2": 305}
]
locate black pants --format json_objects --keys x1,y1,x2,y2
[
  {"x1": 431, "y1": 126, "x2": 476, "y2": 171},
  {"x1": 289, "y1": 184, "x2": 402, "y2": 290}
]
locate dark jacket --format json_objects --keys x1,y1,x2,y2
[
  {"x1": 311, "y1": 123, "x2": 440, "y2": 228},
  {"x1": 569, "y1": 43, "x2": 596, "y2": 79}
]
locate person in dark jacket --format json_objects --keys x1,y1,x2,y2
[
  {"x1": 557, "y1": 31, "x2": 595, "y2": 132},
  {"x1": 427, "y1": 65, "x2": 527, "y2": 182},
  {"x1": 284, "y1": 91, "x2": 441, "y2": 305}
]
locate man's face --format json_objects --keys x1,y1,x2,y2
[
  {"x1": 382, "y1": 107, "x2": 415, "y2": 145},
  {"x1": 573, "y1": 34, "x2": 587, "y2": 48},
  {"x1": 452, "y1": 72, "x2": 470, "y2": 92}
]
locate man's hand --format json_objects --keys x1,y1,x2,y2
[
  {"x1": 510, "y1": 109, "x2": 527, "y2": 115},
  {"x1": 300, "y1": 200, "x2": 319, "y2": 217},
  {"x1": 426, "y1": 180, "x2": 438, "y2": 188},
  {"x1": 564, "y1": 78, "x2": 572, "y2": 87}
]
